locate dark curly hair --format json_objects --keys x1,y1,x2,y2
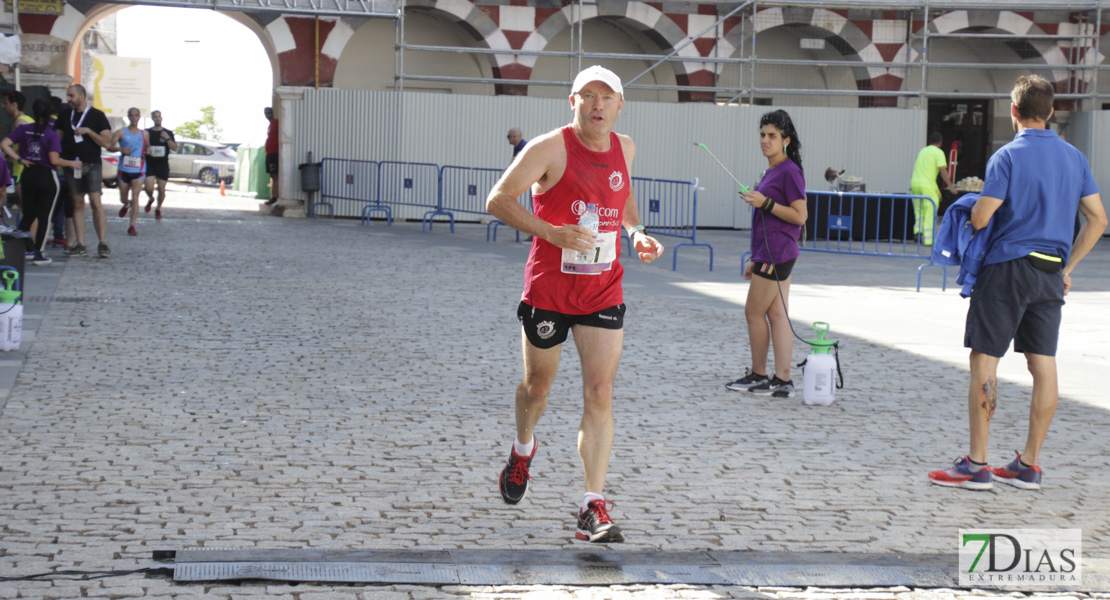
[{"x1": 759, "y1": 109, "x2": 802, "y2": 174}]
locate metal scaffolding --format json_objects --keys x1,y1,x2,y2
[{"x1": 394, "y1": 0, "x2": 1108, "y2": 108}]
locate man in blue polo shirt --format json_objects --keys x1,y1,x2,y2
[{"x1": 929, "y1": 74, "x2": 1107, "y2": 491}]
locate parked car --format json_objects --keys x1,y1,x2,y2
[
  {"x1": 169, "y1": 138, "x2": 237, "y2": 185},
  {"x1": 101, "y1": 149, "x2": 120, "y2": 188}
]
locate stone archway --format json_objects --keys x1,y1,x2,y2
[
  {"x1": 723, "y1": 6, "x2": 882, "y2": 106},
  {"x1": 525, "y1": 1, "x2": 714, "y2": 101},
  {"x1": 922, "y1": 10, "x2": 1071, "y2": 97},
  {"x1": 41, "y1": 3, "x2": 326, "y2": 92}
]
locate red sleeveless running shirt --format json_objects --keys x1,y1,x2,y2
[{"x1": 521, "y1": 125, "x2": 629, "y2": 314}]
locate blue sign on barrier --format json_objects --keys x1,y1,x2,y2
[
  {"x1": 649, "y1": 199, "x2": 660, "y2": 213},
  {"x1": 317, "y1": 157, "x2": 381, "y2": 220}
]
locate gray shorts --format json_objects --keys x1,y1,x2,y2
[
  {"x1": 965, "y1": 257, "x2": 1065, "y2": 357},
  {"x1": 64, "y1": 162, "x2": 104, "y2": 196}
]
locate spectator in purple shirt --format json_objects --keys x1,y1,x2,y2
[
  {"x1": 725, "y1": 109, "x2": 808, "y2": 399},
  {"x1": 1, "y1": 98, "x2": 82, "y2": 265}
]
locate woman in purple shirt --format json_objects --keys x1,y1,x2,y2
[
  {"x1": 726, "y1": 110, "x2": 808, "y2": 398},
  {"x1": 1, "y1": 98, "x2": 82, "y2": 265}
]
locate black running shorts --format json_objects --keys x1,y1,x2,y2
[
  {"x1": 517, "y1": 301, "x2": 625, "y2": 350},
  {"x1": 146, "y1": 162, "x2": 170, "y2": 181},
  {"x1": 751, "y1": 258, "x2": 796, "y2": 281},
  {"x1": 965, "y1": 257, "x2": 1065, "y2": 357},
  {"x1": 265, "y1": 153, "x2": 278, "y2": 174}
]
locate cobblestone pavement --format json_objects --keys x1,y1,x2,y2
[{"x1": 1, "y1": 187, "x2": 1107, "y2": 599}]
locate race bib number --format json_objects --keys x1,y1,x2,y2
[
  {"x1": 122, "y1": 155, "x2": 143, "y2": 169},
  {"x1": 561, "y1": 230, "x2": 618, "y2": 275},
  {"x1": 149, "y1": 146, "x2": 166, "y2": 158}
]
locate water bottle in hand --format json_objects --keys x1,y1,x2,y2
[{"x1": 576, "y1": 203, "x2": 600, "y2": 263}]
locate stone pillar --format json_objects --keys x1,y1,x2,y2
[{"x1": 269, "y1": 86, "x2": 306, "y2": 218}]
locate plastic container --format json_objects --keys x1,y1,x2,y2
[
  {"x1": 0, "y1": 268, "x2": 22, "y2": 352},
  {"x1": 802, "y1": 322, "x2": 840, "y2": 406}
]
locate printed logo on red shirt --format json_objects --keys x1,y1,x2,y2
[{"x1": 608, "y1": 171, "x2": 625, "y2": 192}]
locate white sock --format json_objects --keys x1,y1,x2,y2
[
  {"x1": 581, "y1": 493, "x2": 604, "y2": 513},
  {"x1": 513, "y1": 435, "x2": 534, "y2": 457}
]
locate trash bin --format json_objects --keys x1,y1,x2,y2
[
  {"x1": 299, "y1": 161, "x2": 321, "y2": 193},
  {"x1": 0, "y1": 229, "x2": 30, "y2": 288}
]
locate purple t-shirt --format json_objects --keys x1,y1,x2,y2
[
  {"x1": 5, "y1": 123, "x2": 62, "y2": 169},
  {"x1": 751, "y1": 158, "x2": 805, "y2": 264}
]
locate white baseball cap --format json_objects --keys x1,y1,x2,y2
[{"x1": 571, "y1": 66, "x2": 624, "y2": 97}]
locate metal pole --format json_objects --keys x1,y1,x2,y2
[
  {"x1": 395, "y1": 1, "x2": 404, "y2": 162},
  {"x1": 13, "y1": 0, "x2": 21, "y2": 91},
  {"x1": 749, "y1": 0, "x2": 757, "y2": 105},
  {"x1": 920, "y1": 1, "x2": 928, "y2": 109},
  {"x1": 568, "y1": 0, "x2": 575, "y2": 84},
  {"x1": 1090, "y1": 2, "x2": 1102, "y2": 177},
  {"x1": 576, "y1": 0, "x2": 583, "y2": 75}
]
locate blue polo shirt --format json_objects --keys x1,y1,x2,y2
[{"x1": 979, "y1": 128, "x2": 1098, "y2": 267}]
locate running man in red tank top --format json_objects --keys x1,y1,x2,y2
[{"x1": 486, "y1": 66, "x2": 664, "y2": 543}]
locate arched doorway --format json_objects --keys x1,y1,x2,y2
[
  {"x1": 530, "y1": 17, "x2": 678, "y2": 103},
  {"x1": 334, "y1": 7, "x2": 495, "y2": 94},
  {"x1": 59, "y1": 5, "x2": 276, "y2": 143}
]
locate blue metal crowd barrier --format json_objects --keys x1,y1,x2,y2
[
  {"x1": 439, "y1": 165, "x2": 504, "y2": 234},
  {"x1": 378, "y1": 161, "x2": 443, "y2": 231},
  {"x1": 624, "y1": 176, "x2": 713, "y2": 271},
  {"x1": 802, "y1": 190, "x2": 935, "y2": 257},
  {"x1": 740, "y1": 190, "x2": 946, "y2": 289},
  {"x1": 316, "y1": 159, "x2": 710, "y2": 272},
  {"x1": 316, "y1": 158, "x2": 390, "y2": 223}
]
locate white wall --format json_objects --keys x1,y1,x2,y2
[
  {"x1": 1066, "y1": 110, "x2": 1110, "y2": 220},
  {"x1": 288, "y1": 88, "x2": 928, "y2": 228}
]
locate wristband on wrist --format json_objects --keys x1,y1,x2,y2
[
  {"x1": 629, "y1": 225, "x2": 645, "y2": 237},
  {"x1": 761, "y1": 197, "x2": 775, "y2": 213}
]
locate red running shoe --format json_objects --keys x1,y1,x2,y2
[
  {"x1": 928, "y1": 456, "x2": 993, "y2": 490},
  {"x1": 128, "y1": 225, "x2": 137, "y2": 236},
  {"x1": 119, "y1": 202, "x2": 129, "y2": 218},
  {"x1": 991, "y1": 452, "x2": 1043, "y2": 490}
]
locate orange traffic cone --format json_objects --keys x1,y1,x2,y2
[{"x1": 219, "y1": 180, "x2": 226, "y2": 196}]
